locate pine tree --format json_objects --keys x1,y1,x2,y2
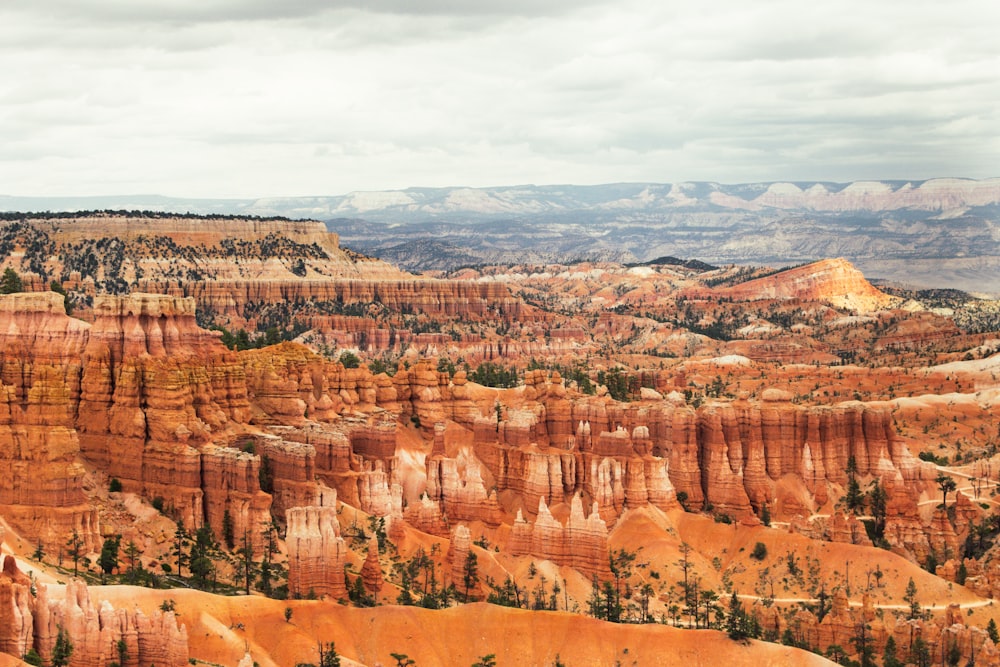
[
  {"x1": 259, "y1": 520, "x2": 278, "y2": 596},
  {"x1": 816, "y1": 585, "x2": 830, "y2": 622},
  {"x1": 22, "y1": 648, "x2": 42, "y2": 666},
  {"x1": 904, "y1": 577, "x2": 921, "y2": 619},
  {"x1": 868, "y1": 479, "x2": 888, "y2": 541},
  {"x1": 882, "y1": 635, "x2": 902, "y2": 667},
  {"x1": 49, "y1": 281, "x2": 74, "y2": 314},
  {"x1": 726, "y1": 590, "x2": 745, "y2": 639},
  {"x1": 937, "y1": 474, "x2": 958, "y2": 509},
  {"x1": 99, "y1": 535, "x2": 121, "y2": 583},
  {"x1": 587, "y1": 575, "x2": 604, "y2": 619},
  {"x1": 109, "y1": 638, "x2": 128, "y2": 667},
  {"x1": 124, "y1": 540, "x2": 142, "y2": 583},
  {"x1": 609, "y1": 548, "x2": 636, "y2": 620},
  {"x1": 851, "y1": 621, "x2": 875, "y2": 667},
  {"x1": 601, "y1": 580, "x2": 621, "y2": 623},
  {"x1": 0, "y1": 268, "x2": 23, "y2": 294},
  {"x1": 910, "y1": 636, "x2": 931, "y2": 667},
  {"x1": 51, "y1": 626, "x2": 73, "y2": 667},
  {"x1": 189, "y1": 525, "x2": 217, "y2": 590},
  {"x1": 947, "y1": 639, "x2": 961, "y2": 667},
  {"x1": 173, "y1": 521, "x2": 189, "y2": 578},
  {"x1": 235, "y1": 529, "x2": 256, "y2": 595},
  {"x1": 222, "y1": 508, "x2": 235, "y2": 550},
  {"x1": 463, "y1": 549, "x2": 479, "y2": 602},
  {"x1": 318, "y1": 642, "x2": 341, "y2": 667},
  {"x1": 677, "y1": 541, "x2": 694, "y2": 621},
  {"x1": 65, "y1": 530, "x2": 85, "y2": 578}
]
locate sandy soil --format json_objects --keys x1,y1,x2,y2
[{"x1": 95, "y1": 587, "x2": 836, "y2": 667}]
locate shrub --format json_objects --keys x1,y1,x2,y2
[
  {"x1": 750, "y1": 542, "x2": 768, "y2": 561},
  {"x1": 676, "y1": 491, "x2": 689, "y2": 511},
  {"x1": 109, "y1": 478, "x2": 122, "y2": 493},
  {"x1": 918, "y1": 451, "x2": 949, "y2": 466},
  {"x1": 339, "y1": 351, "x2": 361, "y2": 369}
]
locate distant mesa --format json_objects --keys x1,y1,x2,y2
[{"x1": 711, "y1": 257, "x2": 902, "y2": 313}]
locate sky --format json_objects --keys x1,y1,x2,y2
[{"x1": 1, "y1": 0, "x2": 998, "y2": 198}]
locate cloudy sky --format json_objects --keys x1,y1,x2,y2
[{"x1": 1, "y1": 0, "x2": 998, "y2": 198}]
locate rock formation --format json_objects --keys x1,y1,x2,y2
[
  {"x1": 75, "y1": 293, "x2": 258, "y2": 537},
  {"x1": 425, "y1": 449, "x2": 503, "y2": 529},
  {"x1": 0, "y1": 292, "x2": 99, "y2": 550},
  {"x1": 0, "y1": 534, "x2": 34, "y2": 659},
  {"x1": 32, "y1": 580, "x2": 189, "y2": 667},
  {"x1": 360, "y1": 536, "x2": 384, "y2": 597},
  {"x1": 762, "y1": 590, "x2": 1000, "y2": 667},
  {"x1": 286, "y1": 494, "x2": 348, "y2": 600},
  {"x1": 1, "y1": 533, "x2": 188, "y2": 667},
  {"x1": 507, "y1": 494, "x2": 611, "y2": 579}
]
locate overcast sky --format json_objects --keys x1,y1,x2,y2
[{"x1": 1, "y1": 0, "x2": 998, "y2": 198}]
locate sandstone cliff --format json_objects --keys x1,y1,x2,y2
[{"x1": 0, "y1": 293, "x2": 99, "y2": 550}]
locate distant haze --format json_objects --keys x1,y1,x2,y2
[
  {"x1": 3, "y1": 178, "x2": 998, "y2": 295},
  {"x1": 1, "y1": 1, "x2": 998, "y2": 198}
]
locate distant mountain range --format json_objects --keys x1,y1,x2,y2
[{"x1": 2, "y1": 177, "x2": 998, "y2": 293}]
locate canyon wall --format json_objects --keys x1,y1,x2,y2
[
  {"x1": 0, "y1": 293, "x2": 99, "y2": 550},
  {"x1": 0, "y1": 292, "x2": 270, "y2": 550}
]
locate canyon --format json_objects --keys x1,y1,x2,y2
[{"x1": 0, "y1": 213, "x2": 997, "y2": 666}]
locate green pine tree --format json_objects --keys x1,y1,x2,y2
[
  {"x1": 51, "y1": 626, "x2": 73, "y2": 667},
  {"x1": 0, "y1": 268, "x2": 23, "y2": 294}
]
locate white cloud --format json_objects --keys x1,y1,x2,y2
[{"x1": 0, "y1": 0, "x2": 997, "y2": 197}]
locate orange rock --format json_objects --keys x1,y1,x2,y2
[
  {"x1": 712, "y1": 258, "x2": 900, "y2": 313},
  {"x1": 9, "y1": 579, "x2": 188, "y2": 667},
  {"x1": 508, "y1": 494, "x2": 610, "y2": 579},
  {"x1": 360, "y1": 536, "x2": 384, "y2": 597},
  {"x1": 286, "y1": 497, "x2": 348, "y2": 600},
  {"x1": 0, "y1": 292, "x2": 99, "y2": 551},
  {"x1": 825, "y1": 511, "x2": 874, "y2": 547}
]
